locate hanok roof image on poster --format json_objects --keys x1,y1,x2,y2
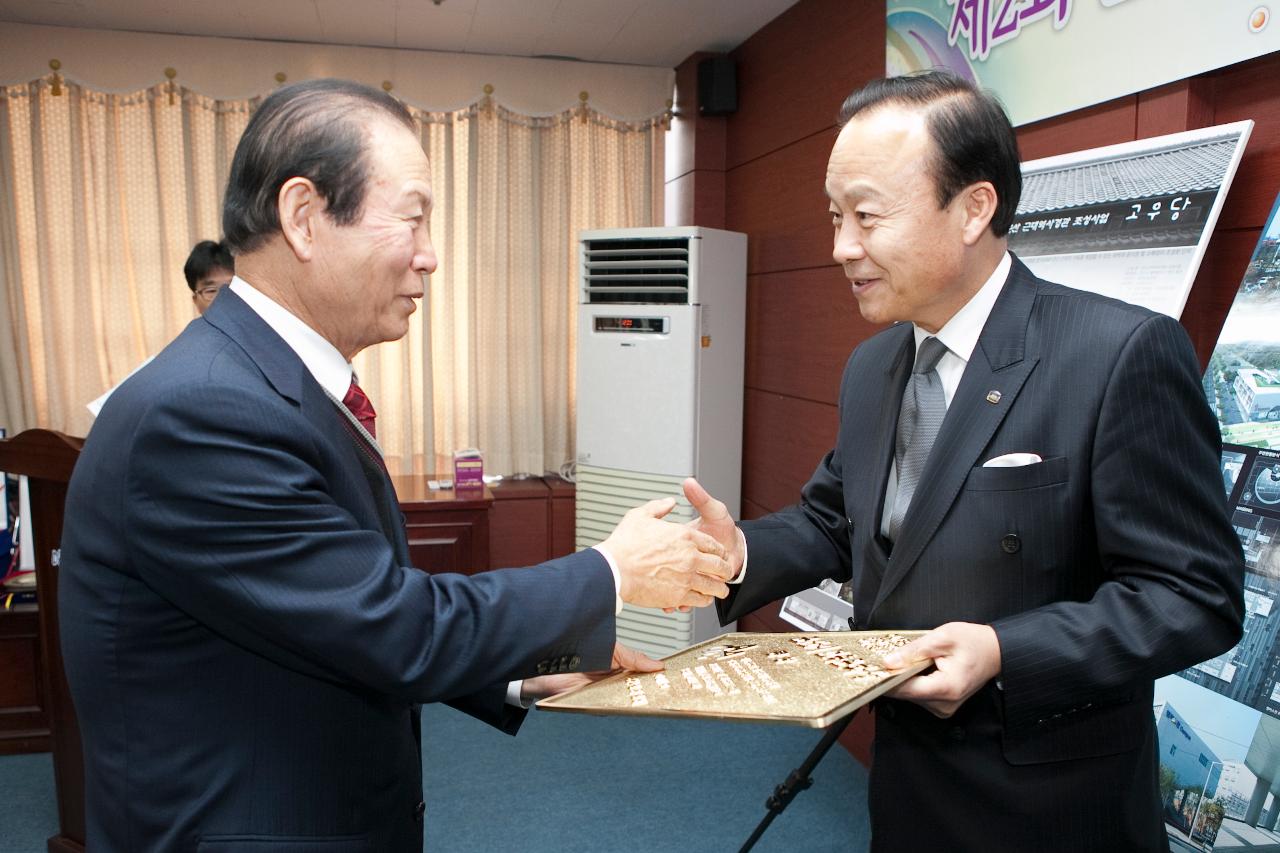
[
  {"x1": 537, "y1": 631, "x2": 928, "y2": 728},
  {"x1": 1008, "y1": 120, "x2": 1252, "y2": 320}
]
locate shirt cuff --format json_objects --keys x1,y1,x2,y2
[
  {"x1": 592, "y1": 543, "x2": 624, "y2": 614},
  {"x1": 728, "y1": 527, "x2": 748, "y2": 584},
  {"x1": 506, "y1": 680, "x2": 532, "y2": 708}
]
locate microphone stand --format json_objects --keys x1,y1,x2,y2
[{"x1": 737, "y1": 708, "x2": 859, "y2": 853}]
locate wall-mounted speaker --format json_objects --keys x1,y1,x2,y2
[{"x1": 697, "y1": 56, "x2": 737, "y2": 117}]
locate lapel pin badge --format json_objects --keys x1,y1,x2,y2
[{"x1": 986, "y1": 390, "x2": 1002, "y2": 404}]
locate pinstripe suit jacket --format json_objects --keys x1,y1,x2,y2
[
  {"x1": 719, "y1": 257, "x2": 1244, "y2": 852},
  {"x1": 60, "y1": 289, "x2": 617, "y2": 853}
]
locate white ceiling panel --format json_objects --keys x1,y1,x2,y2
[
  {"x1": 392, "y1": 2, "x2": 476, "y2": 51},
  {"x1": 466, "y1": 7, "x2": 553, "y2": 58},
  {"x1": 475, "y1": 0, "x2": 560, "y2": 17},
  {"x1": 550, "y1": 0, "x2": 644, "y2": 27},
  {"x1": 531, "y1": 14, "x2": 626, "y2": 63},
  {"x1": 10, "y1": 0, "x2": 162, "y2": 31},
  {"x1": 602, "y1": 24, "x2": 702, "y2": 68},
  {"x1": 312, "y1": 0, "x2": 397, "y2": 48},
  {"x1": 224, "y1": 0, "x2": 325, "y2": 45},
  {"x1": 0, "y1": 0, "x2": 802, "y2": 68}
]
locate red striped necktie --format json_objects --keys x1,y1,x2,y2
[{"x1": 342, "y1": 378, "x2": 377, "y2": 439}]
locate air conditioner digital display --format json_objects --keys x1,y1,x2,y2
[{"x1": 594, "y1": 316, "x2": 668, "y2": 334}]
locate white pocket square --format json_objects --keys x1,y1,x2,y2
[{"x1": 983, "y1": 452, "x2": 1043, "y2": 468}]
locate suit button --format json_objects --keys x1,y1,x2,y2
[
  {"x1": 949, "y1": 726, "x2": 965, "y2": 742},
  {"x1": 536, "y1": 661, "x2": 550, "y2": 674},
  {"x1": 569, "y1": 655, "x2": 581, "y2": 668},
  {"x1": 878, "y1": 702, "x2": 896, "y2": 720},
  {"x1": 414, "y1": 801, "x2": 426, "y2": 823},
  {"x1": 1000, "y1": 534, "x2": 1021, "y2": 554}
]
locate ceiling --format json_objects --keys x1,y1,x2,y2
[{"x1": 0, "y1": 0, "x2": 800, "y2": 68}]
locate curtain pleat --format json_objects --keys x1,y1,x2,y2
[{"x1": 0, "y1": 78, "x2": 665, "y2": 474}]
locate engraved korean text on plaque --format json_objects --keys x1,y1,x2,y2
[{"x1": 537, "y1": 631, "x2": 930, "y2": 728}]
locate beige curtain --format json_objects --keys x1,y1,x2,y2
[
  {"x1": 0, "y1": 80, "x2": 251, "y2": 437},
  {"x1": 0, "y1": 77, "x2": 664, "y2": 475}
]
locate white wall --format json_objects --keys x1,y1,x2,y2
[{"x1": 0, "y1": 22, "x2": 674, "y2": 118}]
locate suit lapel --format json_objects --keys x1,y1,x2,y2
[
  {"x1": 201, "y1": 288, "x2": 306, "y2": 405},
  {"x1": 873, "y1": 327, "x2": 916, "y2": 523},
  {"x1": 206, "y1": 289, "x2": 410, "y2": 563},
  {"x1": 870, "y1": 258, "x2": 1041, "y2": 617},
  {"x1": 336, "y1": 411, "x2": 412, "y2": 565}
]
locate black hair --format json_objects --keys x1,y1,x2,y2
[
  {"x1": 183, "y1": 240, "x2": 235, "y2": 291},
  {"x1": 222, "y1": 78, "x2": 416, "y2": 255},
  {"x1": 836, "y1": 71, "x2": 1022, "y2": 237}
]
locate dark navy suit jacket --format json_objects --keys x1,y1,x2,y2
[
  {"x1": 719, "y1": 257, "x2": 1244, "y2": 852},
  {"x1": 61, "y1": 290, "x2": 616, "y2": 852}
]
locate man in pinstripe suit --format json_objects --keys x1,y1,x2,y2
[
  {"x1": 694, "y1": 71, "x2": 1244, "y2": 851},
  {"x1": 59, "y1": 79, "x2": 732, "y2": 852}
]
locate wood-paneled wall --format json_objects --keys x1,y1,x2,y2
[
  {"x1": 670, "y1": 0, "x2": 1280, "y2": 763},
  {"x1": 723, "y1": 0, "x2": 889, "y2": 532}
]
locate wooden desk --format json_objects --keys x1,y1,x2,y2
[
  {"x1": 0, "y1": 429, "x2": 86, "y2": 852},
  {"x1": 0, "y1": 603, "x2": 50, "y2": 755},
  {"x1": 393, "y1": 474, "x2": 578, "y2": 572},
  {"x1": 544, "y1": 475, "x2": 578, "y2": 559},
  {"x1": 391, "y1": 476, "x2": 493, "y2": 575},
  {"x1": 487, "y1": 477, "x2": 551, "y2": 569}
]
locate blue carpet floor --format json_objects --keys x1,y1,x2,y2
[{"x1": 3, "y1": 704, "x2": 870, "y2": 852}]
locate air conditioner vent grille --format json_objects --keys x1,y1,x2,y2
[
  {"x1": 583, "y1": 237, "x2": 691, "y2": 304},
  {"x1": 575, "y1": 464, "x2": 702, "y2": 658}
]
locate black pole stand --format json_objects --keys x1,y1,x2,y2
[{"x1": 737, "y1": 709, "x2": 860, "y2": 853}]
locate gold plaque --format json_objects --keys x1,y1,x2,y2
[{"x1": 537, "y1": 631, "x2": 930, "y2": 728}]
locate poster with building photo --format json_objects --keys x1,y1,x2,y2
[
  {"x1": 1010, "y1": 121, "x2": 1252, "y2": 320},
  {"x1": 1153, "y1": 191, "x2": 1280, "y2": 851}
]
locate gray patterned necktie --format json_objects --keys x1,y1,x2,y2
[{"x1": 888, "y1": 336, "x2": 948, "y2": 541}]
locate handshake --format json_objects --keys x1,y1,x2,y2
[
  {"x1": 598, "y1": 477, "x2": 747, "y2": 611},
  {"x1": 519, "y1": 477, "x2": 748, "y2": 704}
]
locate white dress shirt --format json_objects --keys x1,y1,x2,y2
[{"x1": 231, "y1": 277, "x2": 353, "y2": 398}]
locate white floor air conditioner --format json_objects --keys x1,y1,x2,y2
[{"x1": 575, "y1": 226, "x2": 747, "y2": 658}]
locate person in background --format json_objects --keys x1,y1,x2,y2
[
  {"x1": 183, "y1": 238, "x2": 234, "y2": 315},
  {"x1": 88, "y1": 239, "x2": 237, "y2": 417}
]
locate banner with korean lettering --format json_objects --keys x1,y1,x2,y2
[
  {"x1": 1009, "y1": 120, "x2": 1252, "y2": 320},
  {"x1": 887, "y1": 0, "x2": 1280, "y2": 127}
]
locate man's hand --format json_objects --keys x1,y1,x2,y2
[
  {"x1": 683, "y1": 477, "x2": 746, "y2": 578},
  {"x1": 521, "y1": 642, "x2": 664, "y2": 703},
  {"x1": 882, "y1": 622, "x2": 1001, "y2": 718},
  {"x1": 656, "y1": 478, "x2": 747, "y2": 614},
  {"x1": 602, "y1": 497, "x2": 733, "y2": 610}
]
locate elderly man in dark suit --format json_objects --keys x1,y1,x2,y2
[
  {"x1": 59, "y1": 78, "x2": 732, "y2": 853},
  {"x1": 688, "y1": 71, "x2": 1244, "y2": 852}
]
